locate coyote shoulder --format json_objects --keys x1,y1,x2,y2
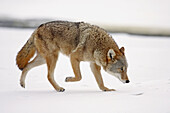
[{"x1": 16, "y1": 21, "x2": 130, "y2": 92}]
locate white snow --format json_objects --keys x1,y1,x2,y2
[{"x1": 0, "y1": 27, "x2": 170, "y2": 113}]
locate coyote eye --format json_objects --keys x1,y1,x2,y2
[
  {"x1": 120, "y1": 67, "x2": 124, "y2": 71},
  {"x1": 120, "y1": 67, "x2": 126, "y2": 71}
]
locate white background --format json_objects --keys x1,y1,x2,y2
[{"x1": 1, "y1": 0, "x2": 170, "y2": 28}]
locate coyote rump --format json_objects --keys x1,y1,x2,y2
[{"x1": 16, "y1": 21, "x2": 130, "y2": 92}]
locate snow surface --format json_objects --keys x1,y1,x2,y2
[{"x1": 0, "y1": 27, "x2": 170, "y2": 113}]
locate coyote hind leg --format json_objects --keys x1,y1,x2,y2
[
  {"x1": 46, "y1": 54, "x2": 65, "y2": 92},
  {"x1": 20, "y1": 53, "x2": 45, "y2": 88}
]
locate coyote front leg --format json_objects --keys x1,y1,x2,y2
[
  {"x1": 90, "y1": 63, "x2": 115, "y2": 91},
  {"x1": 65, "y1": 53, "x2": 82, "y2": 82}
]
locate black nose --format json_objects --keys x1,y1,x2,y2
[{"x1": 125, "y1": 80, "x2": 130, "y2": 83}]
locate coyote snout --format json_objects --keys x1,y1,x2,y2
[
  {"x1": 16, "y1": 21, "x2": 130, "y2": 92},
  {"x1": 116, "y1": 73, "x2": 130, "y2": 84}
]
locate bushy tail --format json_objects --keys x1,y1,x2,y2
[{"x1": 16, "y1": 34, "x2": 36, "y2": 70}]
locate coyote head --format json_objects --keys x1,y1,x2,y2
[{"x1": 105, "y1": 47, "x2": 130, "y2": 83}]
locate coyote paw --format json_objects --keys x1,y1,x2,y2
[
  {"x1": 20, "y1": 81, "x2": 25, "y2": 88},
  {"x1": 101, "y1": 87, "x2": 115, "y2": 91},
  {"x1": 65, "y1": 77, "x2": 81, "y2": 82},
  {"x1": 56, "y1": 87, "x2": 65, "y2": 92},
  {"x1": 65, "y1": 77, "x2": 72, "y2": 82}
]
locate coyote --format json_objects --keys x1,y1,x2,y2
[{"x1": 16, "y1": 21, "x2": 130, "y2": 92}]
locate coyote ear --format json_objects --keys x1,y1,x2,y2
[
  {"x1": 120, "y1": 47, "x2": 125, "y2": 55},
  {"x1": 107, "y1": 49, "x2": 116, "y2": 61}
]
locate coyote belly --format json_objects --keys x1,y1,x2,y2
[{"x1": 16, "y1": 21, "x2": 130, "y2": 92}]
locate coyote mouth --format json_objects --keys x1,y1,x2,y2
[
  {"x1": 117, "y1": 76, "x2": 130, "y2": 84},
  {"x1": 117, "y1": 75, "x2": 126, "y2": 83},
  {"x1": 106, "y1": 70, "x2": 129, "y2": 84}
]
